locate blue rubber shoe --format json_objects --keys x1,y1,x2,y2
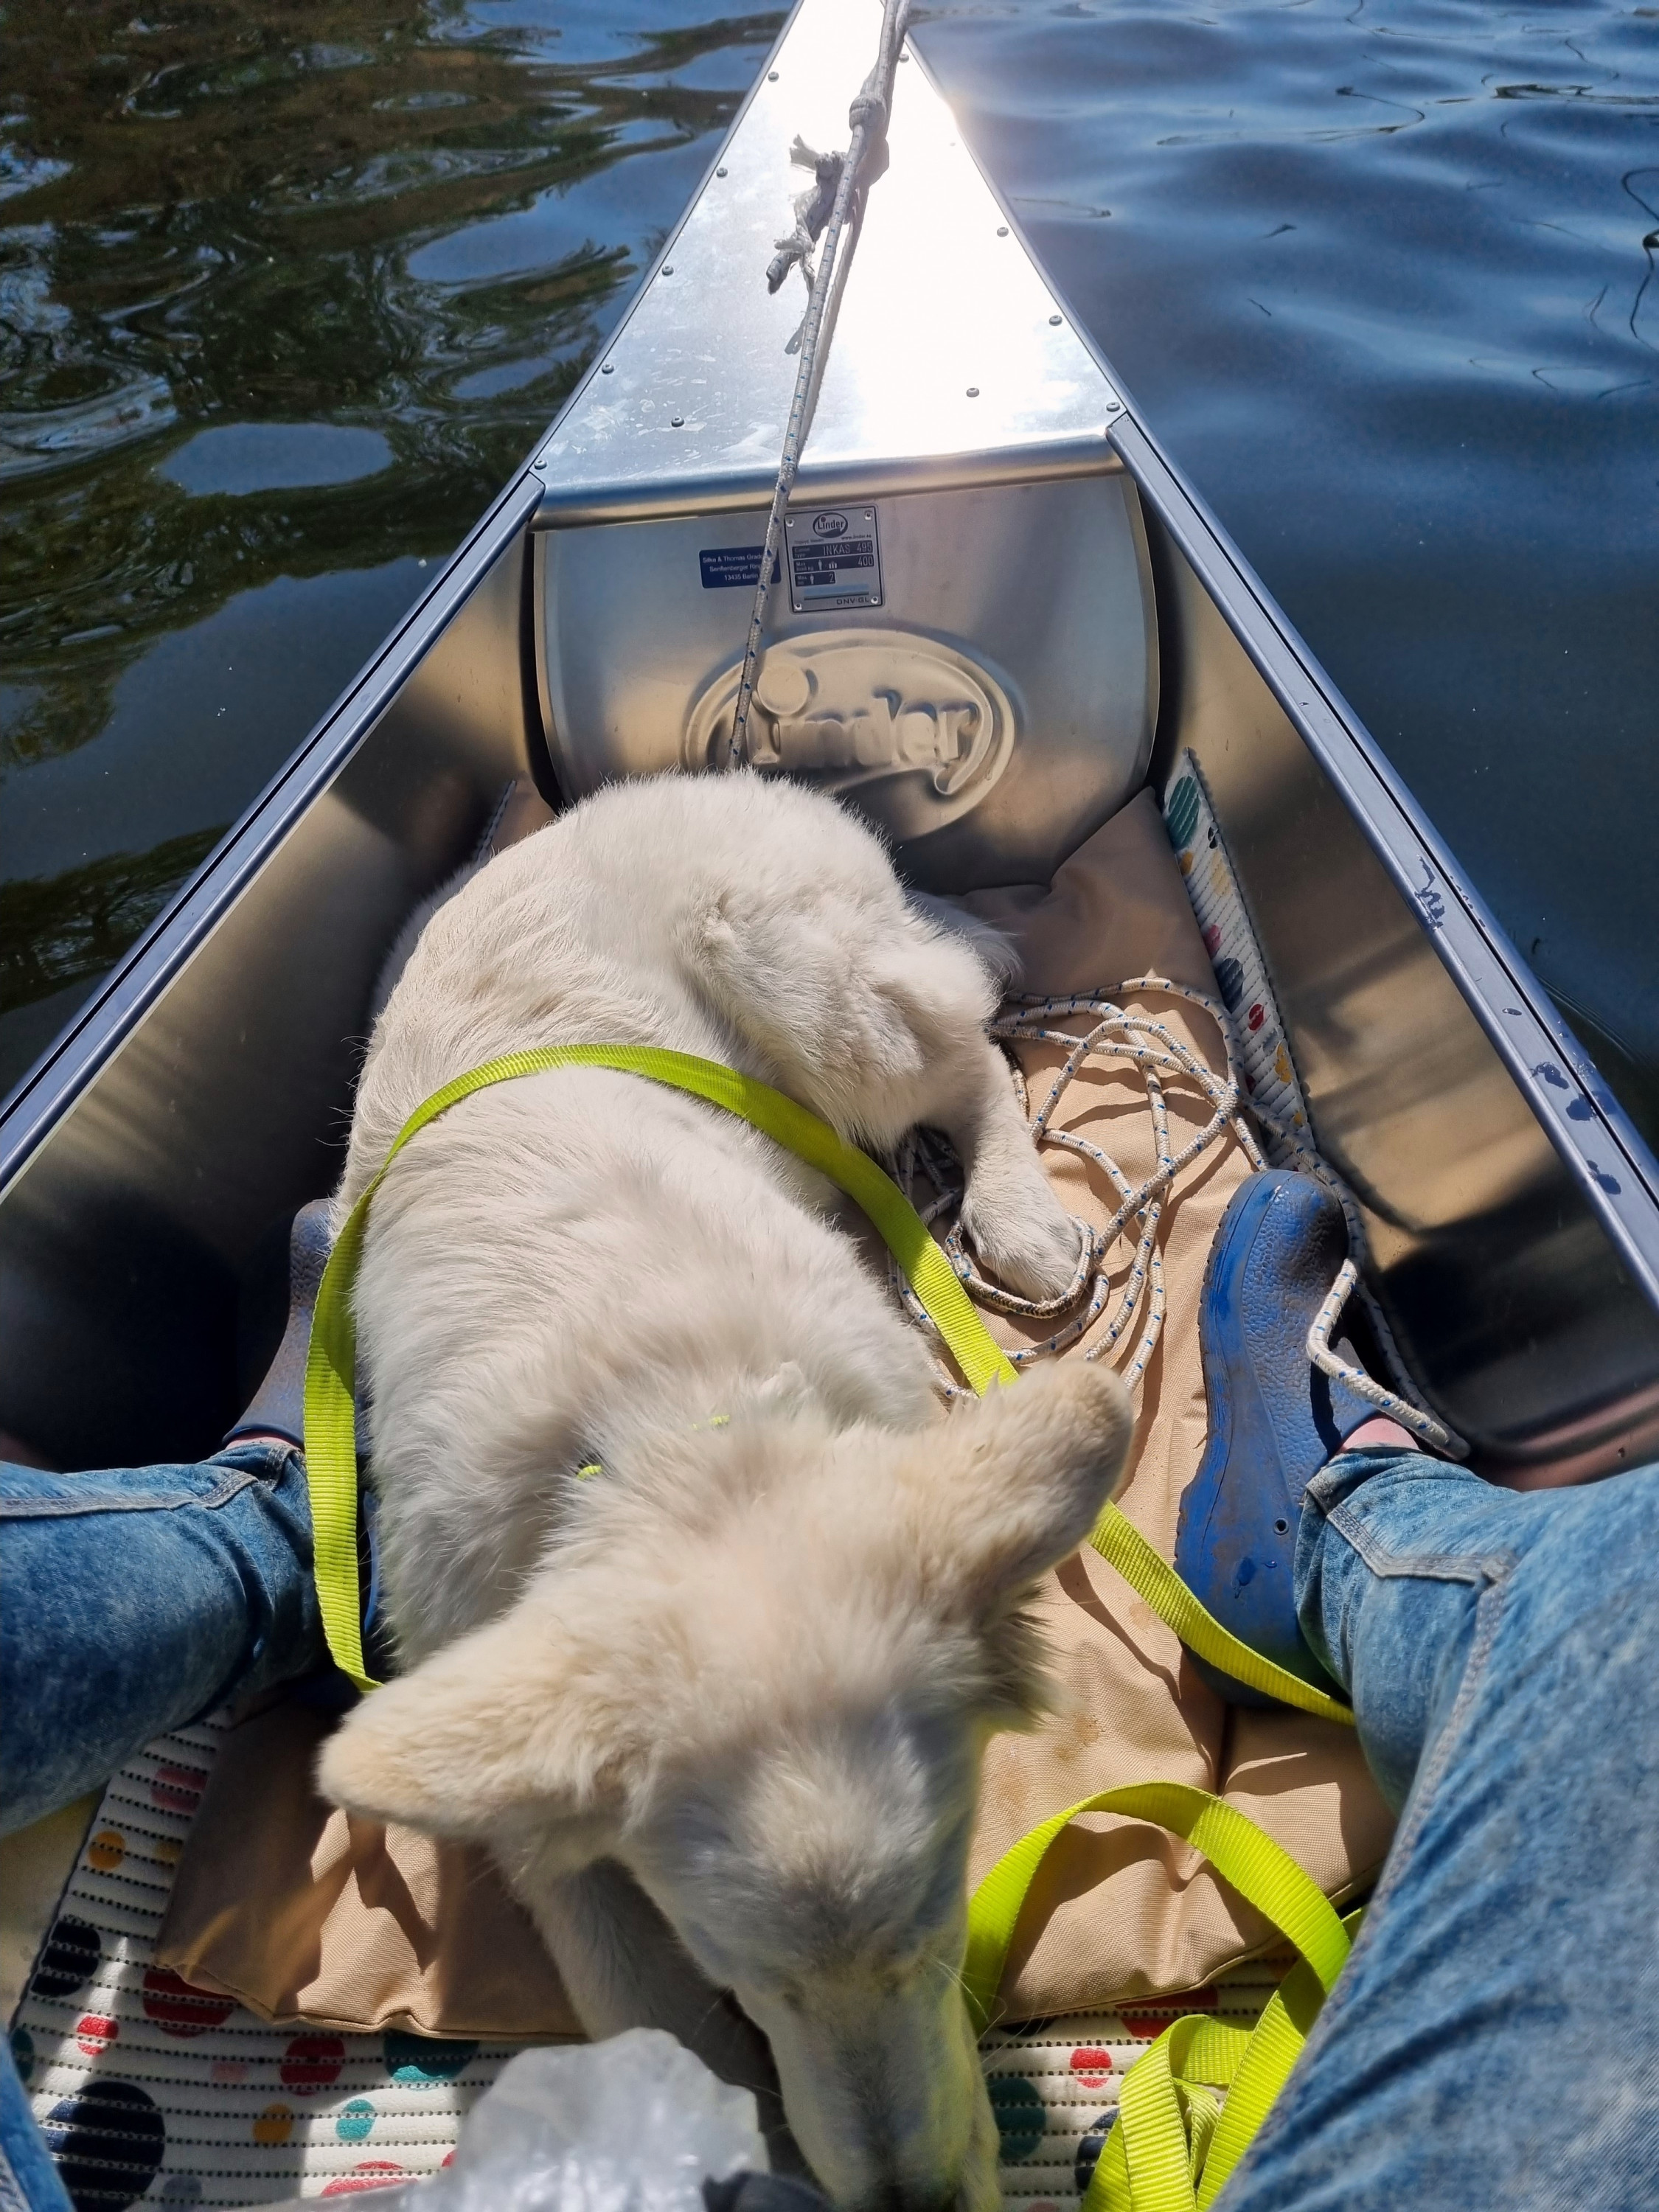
[{"x1": 1175, "y1": 1171, "x2": 1381, "y2": 1708}]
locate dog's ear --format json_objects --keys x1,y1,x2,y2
[
  {"x1": 898, "y1": 1361, "x2": 1133, "y2": 1624},
  {"x1": 316, "y1": 1596, "x2": 644, "y2": 1865}
]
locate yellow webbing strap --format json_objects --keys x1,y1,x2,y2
[
  {"x1": 961, "y1": 1780, "x2": 1349, "y2": 2031},
  {"x1": 1192, "y1": 1943, "x2": 1338, "y2": 2208},
  {"x1": 305, "y1": 1043, "x2": 1360, "y2": 1717},
  {"x1": 965, "y1": 1780, "x2": 1356, "y2": 2212},
  {"x1": 1086, "y1": 1509, "x2": 1354, "y2": 1727},
  {"x1": 1105, "y1": 2017, "x2": 1248, "y2": 2212},
  {"x1": 1084, "y1": 1912, "x2": 1364, "y2": 2212}
]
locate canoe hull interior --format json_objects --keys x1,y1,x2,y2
[
  {"x1": 1, "y1": 0, "x2": 1656, "y2": 1486},
  {"x1": 0, "y1": 521, "x2": 535, "y2": 1470},
  {"x1": 1133, "y1": 473, "x2": 1659, "y2": 1484}
]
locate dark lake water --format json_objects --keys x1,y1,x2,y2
[{"x1": 3, "y1": 1, "x2": 1656, "y2": 1138}]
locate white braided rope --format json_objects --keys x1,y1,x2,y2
[{"x1": 891, "y1": 976, "x2": 1467, "y2": 1457}]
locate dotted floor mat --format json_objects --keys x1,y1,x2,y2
[
  {"x1": 10, "y1": 1719, "x2": 521, "y2": 2208},
  {"x1": 10, "y1": 1719, "x2": 1280, "y2": 2208}
]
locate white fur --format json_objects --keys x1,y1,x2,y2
[{"x1": 320, "y1": 773, "x2": 1133, "y2": 2209}]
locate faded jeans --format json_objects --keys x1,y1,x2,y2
[
  {"x1": 3, "y1": 1445, "x2": 1658, "y2": 2209},
  {"x1": 0, "y1": 1441, "x2": 322, "y2": 1840},
  {"x1": 1217, "y1": 1447, "x2": 1659, "y2": 2210}
]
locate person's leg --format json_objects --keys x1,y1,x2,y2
[
  {"x1": 0, "y1": 1439, "x2": 322, "y2": 1835},
  {"x1": 1, "y1": 1208, "x2": 330, "y2": 2208},
  {"x1": 1216, "y1": 1441, "x2": 1659, "y2": 2208},
  {"x1": 1172, "y1": 1172, "x2": 1659, "y2": 2205}
]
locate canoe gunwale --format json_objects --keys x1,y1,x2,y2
[
  {"x1": 0, "y1": 0, "x2": 804, "y2": 1195},
  {"x1": 901, "y1": 21, "x2": 1659, "y2": 1333},
  {"x1": 0, "y1": 470, "x2": 545, "y2": 1197}
]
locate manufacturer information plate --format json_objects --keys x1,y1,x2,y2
[
  {"x1": 698, "y1": 545, "x2": 767, "y2": 590},
  {"x1": 784, "y1": 506, "x2": 883, "y2": 613}
]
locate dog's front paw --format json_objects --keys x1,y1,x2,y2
[{"x1": 961, "y1": 1192, "x2": 1087, "y2": 1304}]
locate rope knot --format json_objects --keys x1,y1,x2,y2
[
  {"x1": 765, "y1": 136, "x2": 846, "y2": 296},
  {"x1": 848, "y1": 89, "x2": 889, "y2": 134}
]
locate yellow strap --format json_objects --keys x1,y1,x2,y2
[
  {"x1": 961, "y1": 1779, "x2": 1349, "y2": 2031},
  {"x1": 1080, "y1": 1906, "x2": 1366, "y2": 2212},
  {"x1": 1088, "y1": 1506, "x2": 1354, "y2": 1727},
  {"x1": 962, "y1": 1775, "x2": 1352, "y2": 2212},
  {"x1": 1123, "y1": 2015, "x2": 1247, "y2": 2212},
  {"x1": 1087, "y1": 2017, "x2": 1242, "y2": 2212},
  {"x1": 1194, "y1": 1913, "x2": 1358, "y2": 2208},
  {"x1": 304, "y1": 1206, "x2": 375, "y2": 1690},
  {"x1": 1078, "y1": 2016, "x2": 1256, "y2": 2212},
  {"x1": 1118, "y1": 2021, "x2": 1208, "y2": 2212}
]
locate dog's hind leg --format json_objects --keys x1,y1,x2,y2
[{"x1": 521, "y1": 1859, "x2": 805, "y2": 2174}]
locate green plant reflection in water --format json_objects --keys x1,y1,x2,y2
[
  {"x1": 0, "y1": 1, "x2": 785, "y2": 1094},
  {"x1": 0, "y1": 828, "x2": 229, "y2": 1016}
]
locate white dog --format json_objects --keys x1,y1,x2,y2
[{"x1": 319, "y1": 773, "x2": 1133, "y2": 2209}]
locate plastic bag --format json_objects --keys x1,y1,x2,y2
[{"x1": 266, "y1": 2029, "x2": 777, "y2": 2211}]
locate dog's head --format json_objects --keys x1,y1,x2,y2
[{"x1": 319, "y1": 1360, "x2": 1133, "y2": 2209}]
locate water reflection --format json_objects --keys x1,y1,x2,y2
[
  {"x1": 159, "y1": 423, "x2": 394, "y2": 495},
  {"x1": 0, "y1": 827, "x2": 227, "y2": 1032},
  {"x1": 0, "y1": 0, "x2": 783, "y2": 1091}
]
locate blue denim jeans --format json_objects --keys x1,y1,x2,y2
[
  {"x1": 1218, "y1": 1447, "x2": 1659, "y2": 2210},
  {"x1": 0, "y1": 1443, "x2": 322, "y2": 1838}
]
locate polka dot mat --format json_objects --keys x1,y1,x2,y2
[
  {"x1": 10, "y1": 1715, "x2": 1280, "y2": 2205},
  {"x1": 9, "y1": 1718, "x2": 518, "y2": 2207}
]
